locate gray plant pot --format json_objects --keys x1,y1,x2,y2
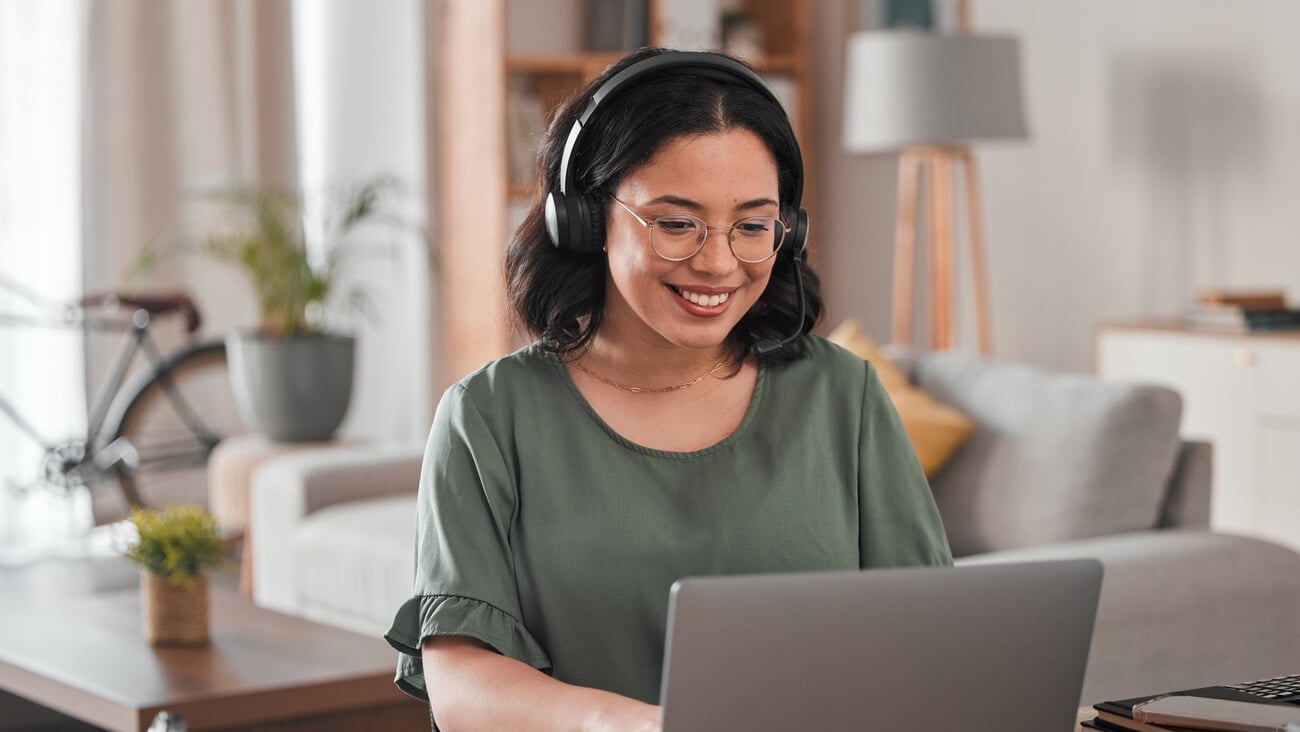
[{"x1": 225, "y1": 332, "x2": 355, "y2": 442}]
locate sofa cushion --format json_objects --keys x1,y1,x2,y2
[
  {"x1": 957, "y1": 530, "x2": 1300, "y2": 704},
  {"x1": 826, "y1": 321, "x2": 974, "y2": 476},
  {"x1": 291, "y1": 494, "x2": 417, "y2": 635},
  {"x1": 916, "y1": 352, "x2": 1182, "y2": 556}
]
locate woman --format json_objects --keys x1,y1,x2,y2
[{"x1": 386, "y1": 48, "x2": 951, "y2": 732}]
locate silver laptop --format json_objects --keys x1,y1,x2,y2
[{"x1": 659, "y1": 559, "x2": 1103, "y2": 732}]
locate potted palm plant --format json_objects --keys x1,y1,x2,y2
[
  {"x1": 140, "y1": 177, "x2": 425, "y2": 442},
  {"x1": 123, "y1": 505, "x2": 225, "y2": 646},
  {"x1": 208, "y1": 184, "x2": 360, "y2": 443}
]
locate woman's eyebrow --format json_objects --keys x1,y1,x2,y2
[
  {"x1": 643, "y1": 194, "x2": 703, "y2": 210},
  {"x1": 642, "y1": 195, "x2": 780, "y2": 212},
  {"x1": 735, "y1": 197, "x2": 779, "y2": 211}
]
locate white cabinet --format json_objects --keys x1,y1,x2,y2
[{"x1": 1097, "y1": 322, "x2": 1300, "y2": 552}]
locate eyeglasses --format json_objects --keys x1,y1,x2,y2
[{"x1": 612, "y1": 197, "x2": 788, "y2": 264}]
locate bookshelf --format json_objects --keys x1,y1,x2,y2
[{"x1": 504, "y1": 0, "x2": 814, "y2": 209}]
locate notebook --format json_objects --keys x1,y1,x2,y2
[
  {"x1": 1092, "y1": 673, "x2": 1300, "y2": 731},
  {"x1": 659, "y1": 559, "x2": 1103, "y2": 732}
]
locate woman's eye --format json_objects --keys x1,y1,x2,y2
[
  {"x1": 655, "y1": 218, "x2": 699, "y2": 235},
  {"x1": 737, "y1": 219, "x2": 774, "y2": 236}
]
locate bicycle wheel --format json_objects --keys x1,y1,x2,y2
[{"x1": 95, "y1": 340, "x2": 246, "y2": 524}]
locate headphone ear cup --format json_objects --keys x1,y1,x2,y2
[
  {"x1": 547, "y1": 191, "x2": 605, "y2": 254},
  {"x1": 569, "y1": 194, "x2": 593, "y2": 254},
  {"x1": 785, "y1": 207, "x2": 809, "y2": 261},
  {"x1": 586, "y1": 196, "x2": 606, "y2": 253}
]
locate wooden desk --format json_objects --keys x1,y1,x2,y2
[{"x1": 0, "y1": 558, "x2": 426, "y2": 731}]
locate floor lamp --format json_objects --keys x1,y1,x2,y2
[{"x1": 842, "y1": 29, "x2": 1027, "y2": 353}]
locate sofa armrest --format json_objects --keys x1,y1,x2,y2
[
  {"x1": 959, "y1": 530, "x2": 1300, "y2": 704},
  {"x1": 1158, "y1": 440, "x2": 1212, "y2": 529},
  {"x1": 250, "y1": 442, "x2": 423, "y2": 614}
]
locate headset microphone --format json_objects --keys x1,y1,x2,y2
[{"x1": 750, "y1": 258, "x2": 806, "y2": 358}]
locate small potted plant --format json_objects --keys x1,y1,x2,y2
[{"x1": 123, "y1": 505, "x2": 226, "y2": 646}]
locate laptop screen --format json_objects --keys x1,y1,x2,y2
[{"x1": 659, "y1": 560, "x2": 1102, "y2": 732}]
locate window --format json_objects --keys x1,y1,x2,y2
[{"x1": 0, "y1": 0, "x2": 91, "y2": 559}]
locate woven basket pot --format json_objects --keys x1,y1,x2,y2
[{"x1": 141, "y1": 572, "x2": 210, "y2": 646}]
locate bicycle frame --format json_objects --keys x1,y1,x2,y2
[
  {"x1": 1, "y1": 272, "x2": 238, "y2": 523},
  {"x1": 0, "y1": 305, "x2": 215, "y2": 492}
]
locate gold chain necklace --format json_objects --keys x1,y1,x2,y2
[{"x1": 572, "y1": 358, "x2": 727, "y2": 394}]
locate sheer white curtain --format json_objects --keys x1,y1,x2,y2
[
  {"x1": 82, "y1": 0, "x2": 297, "y2": 350},
  {"x1": 86, "y1": 0, "x2": 431, "y2": 443},
  {"x1": 0, "y1": 0, "x2": 299, "y2": 554},
  {"x1": 0, "y1": 0, "x2": 91, "y2": 560},
  {"x1": 79, "y1": 0, "x2": 296, "y2": 526},
  {"x1": 293, "y1": 0, "x2": 432, "y2": 441}
]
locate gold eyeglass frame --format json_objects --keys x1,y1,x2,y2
[{"x1": 611, "y1": 197, "x2": 789, "y2": 264}]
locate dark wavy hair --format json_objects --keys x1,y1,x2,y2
[{"x1": 505, "y1": 47, "x2": 822, "y2": 366}]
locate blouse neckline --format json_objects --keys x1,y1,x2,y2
[{"x1": 545, "y1": 348, "x2": 768, "y2": 460}]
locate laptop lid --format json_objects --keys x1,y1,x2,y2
[{"x1": 659, "y1": 559, "x2": 1103, "y2": 732}]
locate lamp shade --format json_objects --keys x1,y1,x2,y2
[{"x1": 843, "y1": 31, "x2": 1028, "y2": 152}]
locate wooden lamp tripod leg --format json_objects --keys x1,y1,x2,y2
[
  {"x1": 929, "y1": 149, "x2": 955, "y2": 350},
  {"x1": 892, "y1": 146, "x2": 993, "y2": 354},
  {"x1": 961, "y1": 149, "x2": 993, "y2": 354},
  {"x1": 891, "y1": 150, "x2": 922, "y2": 346}
]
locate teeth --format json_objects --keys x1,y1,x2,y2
[{"x1": 674, "y1": 287, "x2": 730, "y2": 307}]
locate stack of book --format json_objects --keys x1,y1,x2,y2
[
  {"x1": 1085, "y1": 673, "x2": 1300, "y2": 731},
  {"x1": 1184, "y1": 290, "x2": 1300, "y2": 333}
]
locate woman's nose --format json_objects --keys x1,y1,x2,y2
[{"x1": 690, "y1": 228, "x2": 739, "y2": 274}]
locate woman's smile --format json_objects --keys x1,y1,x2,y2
[{"x1": 668, "y1": 284, "x2": 735, "y2": 314}]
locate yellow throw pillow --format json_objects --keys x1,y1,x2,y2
[{"x1": 827, "y1": 320, "x2": 973, "y2": 477}]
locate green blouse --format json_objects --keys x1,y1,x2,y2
[{"x1": 385, "y1": 336, "x2": 952, "y2": 706}]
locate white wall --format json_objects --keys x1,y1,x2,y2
[
  {"x1": 294, "y1": 0, "x2": 433, "y2": 441},
  {"x1": 818, "y1": 1, "x2": 1300, "y2": 372},
  {"x1": 979, "y1": 1, "x2": 1300, "y2": 371}
]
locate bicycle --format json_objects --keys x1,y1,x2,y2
[{"x1": 0, "y1": 273, "x2": 243, "y2": 525}]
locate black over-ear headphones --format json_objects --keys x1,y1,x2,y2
[{"x1": 544, "y1": 50, "x2": 809, "y2": 263}]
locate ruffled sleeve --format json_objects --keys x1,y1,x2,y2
[
  {"x1": 386, "y1": 594, "x2": 551, "y2": 699},
  {"x1": 384, "y1": 384, "x2": 552, "y2": 702}
]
